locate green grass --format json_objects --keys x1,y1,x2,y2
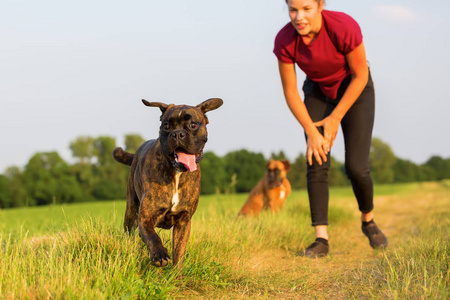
[
  {"x1": 0, "y1": 181, "x2": 449, "y2": 299},
  {"x1": 0, "y1": 201, "x2": 124, "y2": 238}
]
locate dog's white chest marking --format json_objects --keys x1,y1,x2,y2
[
  {"x1": 171, "y1": 171, "x2": 182, "y2": 211},
  {"x1": 279, "y1": 185, "x2": 286, "y2": 199}
]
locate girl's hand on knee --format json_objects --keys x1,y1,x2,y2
[
  {"x1": 314, "y1": 115, "x2": 340, "y2": 149},
  {"x1": 306, "y1": 130, "x2": 328, "y2": 166}
]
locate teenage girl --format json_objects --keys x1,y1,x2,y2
[{"x1": 274, "y1": 0, "x2": 388, "y2": 257}]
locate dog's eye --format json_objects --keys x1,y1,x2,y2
[
  {"x1": 163, "y1": 123, "x2": 170, "y2": 130},
  {"x1": 189, "y1": 122, "x2": 198, "y2": 130}
]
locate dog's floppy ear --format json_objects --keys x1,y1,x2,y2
[
  {"x1": 196, "y1": 98, "x2": 223, "y2": 114},
  {"x1": 142, "y1": 99, "x2": 170, "y2": 113},
  {"x1": 282, "y1": 160, "x2": 291, "y2": 171}
]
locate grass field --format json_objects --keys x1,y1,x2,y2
[{"x1": 0, "y1": 181, "x2": 448, "y2": 299}]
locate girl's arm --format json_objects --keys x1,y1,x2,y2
[
  {"x1": 278, "y1": 60, "x2": 328, "y2": 165},
  {"x1": 314, "y1": 42, "x2": 369, "y2": 147}
]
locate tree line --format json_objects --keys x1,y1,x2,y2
[{"x1": 0, "y1": 135, "x2": 449, "y2": 209}]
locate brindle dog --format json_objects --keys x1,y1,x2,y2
[{"x1": 113, "y1": 98, "x2": 223, "y2": 267}]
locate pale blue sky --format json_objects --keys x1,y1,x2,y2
[{"x1": 1, "y1": 0, "x2": 449, "y2": 172}]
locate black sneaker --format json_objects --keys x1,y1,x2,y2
[
  {"x1": 302, "y1": 238, "x2": 329, "y2": 258},
  {"x1": 362, "y1": 220, "x2": 388, "y2": 249}
]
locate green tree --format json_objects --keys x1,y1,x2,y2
[
  {"x1": 93, "y1": 136, "x2": 117, "y2": 170},
  {"x1": 418, "y1": 164, "x2": 437, "y2": 182},
  {"x1": 288, "y1": 153, "x2": 307, "y2": 189},
  {"x1": 69, "y1": 136, "x2": 95, "y2": 165},
  {"x1": 270, "y1": 150, "x2": 288, "y2": 161},
  {"x1": 200, "y1": 151, "x2": 227, "y2": 194},
  {"x1": 3, "y1": 166, "x2": 27, "y2": 207},
  {"x1": 0, "y1": 175, "x2": 12, "y2": 208},
  {"x1": 393, "y1": 158, "x2": 422, "y2": 183},
  {"x1": 69, "y1": 136, "x2": 96, "y2": 200},
  {"x1": 423, "y1": 156, "x2": 450, "y2": 180},
  {"x1": 92, "y1": 136, "x2": 127, "y2": 200},
  {"x1": 92, "y1": 179, "x2": 126, "y2": 200},
  {"x1": 70, "y1": 163, "x2": 96, "y2": 201},
  {"x1": 370, "y1": 137, "x2": 396, "y2": 184},
  {"x1": 224, "y1": 149, "x2": 266, "y2": 193},
  {"x1": 125, "y1": 134, "x2": 145, "y2": 153},
  {"x1": 24, "y1": 152, "x2": 83, "y2": 205},
  {"x1": 328, "y1": 156, "x2": 348, "y2": 186}
]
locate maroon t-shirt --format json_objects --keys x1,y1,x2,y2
[{"x1": 274, "y1": 10, "x2": 363, "y2": 99}]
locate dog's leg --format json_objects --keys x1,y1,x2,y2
[
  {"x1": 268, "y1": 201, "x2": 280, "y2": 213},
  {"x1": 124, "y1": 192, "x2": 139, "y2": 233},
  {"x1": 172, "y1": 211, "x2": 191, "y2": 267},
  {"x1": 238, "y1": 194, "x2": 264, "y2": 217},
  {"x1": 139, "y1": 201, "x2": 171, "y2": 267},
  {"x1": 124, "y1": 170, "x2": 140, "y2": 233},
  {"x1": 266, "y1": 189, "x2": 281, "y2": 213}
]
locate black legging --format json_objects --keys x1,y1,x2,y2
[{"x1": 303, "y1": 71, "x2": 375, "y2": 226}]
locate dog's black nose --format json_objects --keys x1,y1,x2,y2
[{"x1": 171, "y1": 130, "x2": 186, "y2": 140}]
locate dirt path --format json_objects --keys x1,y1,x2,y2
[{"x1": 210, "y1": 182, "x2": 449, "y2": 299}]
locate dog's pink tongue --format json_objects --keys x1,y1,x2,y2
[{"x1": 177, "y1": 152, "x2": 197, "y2": 172}]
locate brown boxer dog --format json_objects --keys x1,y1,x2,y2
[
  {"x1": 113, "y1": 98, "x2": 223, "y2": 267},
  {"x1": 238, "y1": 160, "x2": 291, "y2": 217}
]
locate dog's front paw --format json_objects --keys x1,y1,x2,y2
[{"x1": 151, "y1": 247, "x2": 171, "y2": 267}]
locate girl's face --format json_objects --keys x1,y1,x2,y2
[{"x1": 287, "y1": 0, "x2": 324, "y2": 37}]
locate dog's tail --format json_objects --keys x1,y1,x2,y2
[{"x1": 113, "y1": 147, "x2": 134, "y2": 166}]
